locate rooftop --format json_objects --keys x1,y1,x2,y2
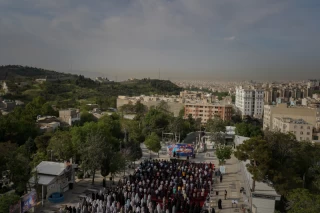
[
  {"x1": 36, "y1": 161, "x2": 67, "y2": 176},
  {"x1": 275, "y1": 117, "x2": 310, "y2": 124}
]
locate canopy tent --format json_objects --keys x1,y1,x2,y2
[{"x1": 167, "y1": 143, "x2": 194, "y2": 157}]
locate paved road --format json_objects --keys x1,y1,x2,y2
[{"x1": 38, "y1": 143, "x2": 247, "y2": 213}]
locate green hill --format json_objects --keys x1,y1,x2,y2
[
  {"x1": 0, "y1": 65, "x2": 74, "y2": 80},
  {"x1": 0, "y1": 65, "x2": 182, "y2": 109}
]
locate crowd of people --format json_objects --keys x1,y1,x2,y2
[{"x1": 63, "y1": 159, "x2": 219, "y2": 213}]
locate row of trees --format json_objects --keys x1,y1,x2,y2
[{"x1": 234, "y1": 131, "x2": 320, "y2": 212}]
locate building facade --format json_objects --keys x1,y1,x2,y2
[
  {"x1": 184, "y1": 103, "x2": 232, "y2": 123},
  {"x1": 263, "y1": 103, "x2": 320, "y2": 130},
  {"x1": 235, "y1": 86, "x2": 264, "y2": 119},
  {"x1": 59, "y1": 109, "x2": 80, "y2": 126},
  {"x1": 117, "y1": 96, "x2": 183, "y2": 117},
  {"x1": 273, "y1": 117, "x2": 313, "y2": 141}
]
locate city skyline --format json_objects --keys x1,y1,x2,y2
[{"x1": 1, "y1": 0, "x2": 320, "y2": 80}]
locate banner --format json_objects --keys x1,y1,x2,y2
[
  {"x1": 167, "y1": 144, "x2": 194, "y2": 157},
  {"x1": 21, "y1": 191, "x2": 37, "y2": 213},
  {"x1": 9, "y1": 200, "x2": 20, "y2": 213}
]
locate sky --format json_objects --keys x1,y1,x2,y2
[{"x1": 0, "y1": 0, "x2": 320, "y2": 81}]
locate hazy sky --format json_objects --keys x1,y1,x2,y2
[{"x1": 0, "y1": 0, "x2": 320, "y2": 80}]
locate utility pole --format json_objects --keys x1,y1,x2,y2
[{"x1": 48, "y1": 150, "x2": 53, "y2": 161}]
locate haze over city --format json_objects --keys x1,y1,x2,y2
[{"x1": 1, "y1": 0, "x2": 320, "y2": 80}]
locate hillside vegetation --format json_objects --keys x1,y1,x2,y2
[{"x1": 0, "y1": 65, "x2": 182, "y2": 109}]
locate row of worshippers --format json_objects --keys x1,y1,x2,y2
[
  {"x1": 63, "y1": 186, "x2": 204, "y2": 213},
  {"x1": 116, "y1": 159, "x2": 215, "y2": 202}
]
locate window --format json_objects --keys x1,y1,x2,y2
[
  {"x1": 301, "y1": 126, "x2": 303, "y2": 129},
  {"x1": 300, "y1": 137, "x2": 303, "y2": 140},
  {"x1": 307, "y1": 126, "x2": 310, "y2": 130},
  {"x1": 294, "y1": 125, "x2": 297, "y2": 129},
  {"x1": 300, "y1": 131, "x2": 303, "y2": 135},
  {"x1": 307, "y1": 132, "x2": 310, "y2": 135}
]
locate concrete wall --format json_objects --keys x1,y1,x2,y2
[{"x1": 252, "y1": 198, "x2": 275, "y2": 213}]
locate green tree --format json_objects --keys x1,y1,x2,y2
[
  {"x1": 215, "y1": 144, "x2": 233, "y2": 165},
  {"x1": 7, "y1": 147, "x2": 31, "y2": 195},
  {"x1": 80, "y1": 111, "x2": 96, "y2": 125},
  {"x1": 34, "y1": 133, "x2": 53, "y2": 153},
  {"x1": 79, "y1": 130, "x2": 113, "y2": 184},
  {"x1": 263, "y1": 131, "x2": 302, "y2": 195},
  {"x1": 234, "y1": 137, "x2": 271, "y2": 191},
  {"x1": 0, "y1": 193, "x2": 20, "y2": 213},
  {"x1": 41, "y1": 102, "x2": 57, "y2": 116},
  {"x1": 144, "y1": 132, "x2": 161, "y2": 157},
  {"x1": 143, "y1": 108, "x2": 171, "y2": 136},
  {"x1": 101, "y1": 152, "x2": 126, "y2": 181},
  {"x1": 206, "y1": 118, "x2": 226, "y2": 133},
  {"x1": 287, "y1": 188, "x2": 320, "y2": 213},
  {"x1": 235, "y1": 122, "x2": 263, "y2": 137},
  {"x1": 206, "y1": 118, "x2": 227, "y2": 145},
  {"x1": 47, "y1": 131, "x2": 74, "y2": 161}
]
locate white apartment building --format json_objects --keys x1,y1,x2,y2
[
  {"x1": 235, "y1": 86, "x2": 264, "y2": 119},
  {"x1": 273, "y1": 117, "x2": 313, "y2": 141}
]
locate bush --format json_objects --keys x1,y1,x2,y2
[{"x1": 77, "y1": 171, "x2": 84, "y2": 179}]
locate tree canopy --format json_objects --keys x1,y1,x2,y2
[{"x1": 144, "y1": 132, "x2": 161, "y2": 156}]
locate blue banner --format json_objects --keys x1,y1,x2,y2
[{"x1": 21, "y1": 191, "x2": 37, "y2": 213}]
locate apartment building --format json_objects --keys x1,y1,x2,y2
[
  {"x1": 273, "y1": 117, "x2": 313, "y2": 141},
  {"x1": 184, "y1": 103, "x2": 232, "y2": 124},
  {"x1": 235, "y1": 86, "x2": 264, "y2": 119},
  {"x1": 263, "y1": 103, "x2": 320, "y2": 130},
  {"x1": 59, "y1": 109, "x2": 80, "y2": 126}
]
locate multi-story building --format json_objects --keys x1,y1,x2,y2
[
  {"x1": 117, "y1": 96, "x2": 184, "y2": 117},
  {"x1": 263, "y1": 103, "x2": 320, "y2": 130},
  {"x1": 59, "y1": 109, "x2": 80, "y2": 126},
  {"x1": 235, "y1": 86, "x2": 264, "y2": 119},
  {"x1": 184, "y1": 103, "x2": 232, "y2": 124},
  {"x1": 273, "y1": 117, "x2": 313, "y2": 141}
]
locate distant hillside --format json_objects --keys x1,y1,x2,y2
[
  {"x1": 0, "y1": 65, "x2": 74, "y2": 80},
  {"x1": 0, "y1": 65, "x2": 182, "y2": 109}
]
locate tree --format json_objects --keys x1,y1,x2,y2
[
  {"x1": 206, "y1": 118, "x2": 227, "y2": 145},
  {"x1": 263, "y1": 131, "x2": 302, "y2": 195},
  {"x1": 47, "y1": 131, "x2": 74, "y2": 161},
  {"x1": 101, "y1": 152, "x2": 126, "y2": 182},
  {"x1": 156, "y1": 100, "x2": 171, "y2": 114},
  {"x1": 80, "y1": 111, "x2": 96, "y2": 125},
  {"x1": 34, "y1": 133, "x2": 53, "y2": 153},
  {"x1": 0, "y1": 193, "x2": 20, "y2": 213},
  {"x1": 287, "y1": 188, "x2": 320, "y2": 213},
  {"x1": 7, "y1": 147, "x2": 31, "y2": 195},
  {"x1": 143, "y1": 108, "x2": 171, "y2": 136},
  {"x1": 235, "y1": 122, "x2": 263, "y2": 137},
  {"x1": 144, "y1": 132, "x2": 161, "y2": 157},
  {"x1": 234, "y1": 137, "x2": 271, "y2": 191},
  {"x1": 215, "y1": 144, "x2": 233, "y2": 165},
  {"x1": 79, "y1": 130, "x2": 112, "y2": 184},
  {"x1": 206, "y1": 118, "x2": 226, "y2": 133}
]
